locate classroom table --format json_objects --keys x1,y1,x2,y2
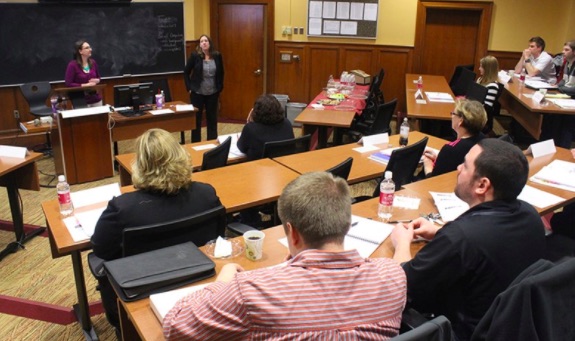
[
  {"x1": 115, "y1": 139, "x2": 246, "y2": 187},
  {"x1": 405, "y1": 74, "x2": 456, "y2": 121},
  {"x1": 116, "y1": 196, "x2": 428, "y2": 341},
  {"x1": 0, "y1": 152, "x2": 44, "y2": 261},
  {"x1": 272, "y1": 131, "x2": 449, "y2": 184},
  {"x1": 499, "y1": 79, "x2": 575, "y2": 143},
  {"x1": 295, "y1": 107, "x2": 356, "y2": 149}
]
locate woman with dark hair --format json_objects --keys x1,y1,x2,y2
[
  {"x1": 184, "y1": 34, "x2": 224, "y2": 142},
  {"x1": 64, "y1": 39, "x2": 102, "y2": 106},
  {"x1": 237, "y1": 94, "x2": 294, "y2": 160}
]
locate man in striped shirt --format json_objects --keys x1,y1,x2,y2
[{"x1": 163, "y1": 172, "x2": 407, "y2": 340}]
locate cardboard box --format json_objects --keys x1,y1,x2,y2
[{"x1": 351, "y1": 70, "x2": 371, "y2": 85}]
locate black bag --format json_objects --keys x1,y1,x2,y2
[{"x1": 104, "y1": 242, "x2": 216, "y2": 301}]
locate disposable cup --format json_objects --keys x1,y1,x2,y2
[{"x1": 243, "y1": 230, "x2": 265, "y2": 261}]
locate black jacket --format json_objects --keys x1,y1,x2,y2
[{"x1": 184, "y1": 51, "x2": 224, "y2": 94}]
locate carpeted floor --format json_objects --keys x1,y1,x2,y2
[{"x1": 0, "y1": 122, "x2": 376, "y2": 341}]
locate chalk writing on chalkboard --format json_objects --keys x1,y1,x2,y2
[{"x1": 0, "y1": 2, "x2": 185, "y2": 87}]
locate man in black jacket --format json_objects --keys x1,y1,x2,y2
[{"x1": 391, "y1": 138, "x2": 546, "y2": 340}]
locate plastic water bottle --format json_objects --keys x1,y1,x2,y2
[
  {"x1": 327, "y1": 74, "x2": 335, "y2": 88},
  {"x1": 57, "y1": 175, "x2": 74, "y2": 217},
  {"x1": 399, "y1": 118, "x2": 410, "y2": 146},
  {"x1": 417, "y1": 76, "x2": 423, "y2": 89},
  {"x1": 161, "y1": 90, "x2": 165, "y2": 104},
  {"x1": 378, "y1": 171, "x2": 395, "y2": 222},
  {"x1": 520, "y1": 68, "x2": 526, "y2": 83}
]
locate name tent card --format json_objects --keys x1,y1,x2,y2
[
  {"x1": 532, "y1": 91, "x2": 545, "y2": 104},
  {"x1": 526, "y1": 139, "x2": 556, "y2": 158},
  {"x1": 0, "y1": 145, "x2": 28, "y2": 158},
  {"x1": 414, "y1": 89, "x2": 426, "y2": 104}
]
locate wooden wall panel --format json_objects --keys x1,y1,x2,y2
[
  {"x1": 375, "y1": 47, "x2": 413, "y2": 117},
  {"x1": 489, "y1": 51, "x2": 522, "y2": 72},
  {"x1": 274, "y1": 45, "x2": 306, "y2": 102},
  {"x1": 307, "y1": 47, "x2": 340, "y2": 101},
  {"x1": 341, "y1": 47, "x2": 376, "y2": 78}
]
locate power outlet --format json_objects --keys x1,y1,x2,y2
[{"x1": 13, "y1": 110, "x2": 20, "y2": 119}]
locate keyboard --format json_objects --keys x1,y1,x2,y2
[{"x1": 117, "y1": 109, "x2": 142, "y2": 117}]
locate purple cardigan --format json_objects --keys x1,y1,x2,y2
[{"x1": 64, "y1": 60, "x2": 102, "y2": 104}]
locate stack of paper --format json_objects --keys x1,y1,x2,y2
[
  {"x1": 548, "y1": 99, "x2": 575, "y2": 109},
  {"x1": 425, "y1": 92, "x2": 455, "y2": 103},
  {"x1": 429, "y1": 192, "x2": 469, "y2": 222},
  {"x1": 524, "y1": 80, "x2": 557, "y2": 90},
  {"x1": 530, "y1": 160, "x2": 575, "y2": 192},
  {"x1": 150, "y1": 283, "x2": 209, "y2": 322}
]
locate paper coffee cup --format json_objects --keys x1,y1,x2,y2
[
  {"x1": 155, "y1": 94, "x2": 163, "y2": 109},
  {"x1": 243, "y1": 230, "x2": 265, "y2": 261}
]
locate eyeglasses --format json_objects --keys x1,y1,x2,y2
[
  {"x1": 82, "y1": 46, "x2": 92, "y2": 50},
  {"x1": 450, "y1": 111, "x2": 462, "y2": 117}
]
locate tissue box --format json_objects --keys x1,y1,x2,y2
[{"x1": 351, "y1": 70, "x2": 371, "y2": 85}]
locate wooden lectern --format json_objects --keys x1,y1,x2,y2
[{"x1": 52, "y1": 85, "x2": 113, "y2": 184}]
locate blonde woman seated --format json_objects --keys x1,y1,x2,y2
[
  {"x1": 91, "y1": 128, "x2": 221, "y2": 332},
  {"x1": 422, "y1": 99, "x2": 487, "y2": 178},
  {"x1": 477, "y1": 55, "x2": 502, "y2": 134}
]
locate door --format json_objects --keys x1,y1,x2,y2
[
  {"x1": 413, "y1": 1, "x2": 492, "y2": 80},
  {"x1": 211, "y1": 1, "x2": 272, "y2": 121}
]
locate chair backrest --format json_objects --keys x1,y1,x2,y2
[
  {"x1": 366, "y1": 68, "x2": 385, "y2": 106},
  {"x1": 326, "y1": 157, "x2": 353, "y2": 181},
  {"x1": 466, "y1": 81, "x2": 488, "y2": 103},
  {"x1": 19, "y1": 82, "x2": 53, "y2": 117},
  {"x1": 122, "y1": 205, "x2": 226, "y2": 257},
  {"x1": 392, "y1": 315, "x2": 453, "y2": 341},
  {"x1": 373, "y1": 137, "x2": 428, "y2": 195},
  {"x1": 497, "y1": 133, "x2": 514, "y2": 144},
  {"x1": 262, "y1": 134, "x2": 311, "y2": 158},
  {"x1": 449, "y1": 65, "x2": 476, "y2": 97},
  {"x1": 368, "y1": 98, "x2": 397, "y2": 135},
  {"x1": 201, "y1": 136, "x2": 231, "y2": 170}
]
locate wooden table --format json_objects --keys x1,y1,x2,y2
[
  {"x1": 295, "y1": 107, "x2": 356, "y2": 149},
  {"x1": 19, "y1": 120, "x2": 55, "y2": 135},
  {"x1": 500, "y1": 80, "x2": 575, "y2": 141},
  {"x1": 0, "y1": 152, "x2": 44, "y2": 261},
  {"x1": 405, "y1": 74, "x2": 455, "y2": 121},
  {"x1": 403, "y1": 146, "x2": 575, "y2": 216},
  {"x1": 273, "y1": 131, "x2": 449, "y2": 184},
  {"x1": 109, "y1": 101, "x2": 197, "y2": 143},
  {"x1": 115, "y1": 140, "x2": 246, "y2": 187}
]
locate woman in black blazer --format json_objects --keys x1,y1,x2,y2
[
  {"x1": 91, "y1": 128, "x2": 221, "y2": 333},
  {"x1": 184, "y1": 34, "x2": 224, "y2": 142}
]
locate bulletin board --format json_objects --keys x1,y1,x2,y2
[{"x1": 307, "y1": 0, "x2": 378, "y2": 39}]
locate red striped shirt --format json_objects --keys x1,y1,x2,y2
[{"x1": 163, "y1": 249, "x2": 407, "y2": 340}]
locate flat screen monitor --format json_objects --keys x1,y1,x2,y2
[{"x1": 113, "y1": 82, "x2": 155, "y2": 112}]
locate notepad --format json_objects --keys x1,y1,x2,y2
[
  {"x1": 530, "y1": 160, "x2": 575, "y2": 192},
  {"x1": 150, "y1": 283, "x2": 210, "y2": 322}
]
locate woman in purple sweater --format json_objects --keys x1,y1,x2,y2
[{"x1": 64, "y1": 39, "x2": 102, "y2": 106}]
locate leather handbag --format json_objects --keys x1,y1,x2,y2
[{"x1": 104, "y1": 242, "x2": 216, "y2": 301}]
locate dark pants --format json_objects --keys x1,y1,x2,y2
[
  {"x1": 540, "y1": 114, "x2": 575, "y2": 149},
  {"x1": 190, "y1": 92, "x2": 220, "y2": 142},
  {"x1": 97, "y1": 277, "x2": 120, "y2": 331}
]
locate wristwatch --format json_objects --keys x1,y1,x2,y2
[{"x1": 525, "y1": 59, "x2": 532, "y2": 63}]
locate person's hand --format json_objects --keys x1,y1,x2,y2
[
  {"x1": 522, "y1": 48, "x2": 532, "y2": 60},
  {"x1": 246, "y1": 109, "x2": 254, "y2": 123},
  {"x1": 408, "y1": 217, "x2": 440, "y2": 240},
  {"x1": 391, "y1": 223, "x2": 414, "y2": 247},
  {"x1": 89, "y1": 78, "x2": 100, "y2": 85},
  {"x1": 423, "y1": 149, "x2": 437, "y2": 161},
  {"x1": 216, "y1": 263, "x2": 244, "y2": 283},
  {"x1": 571, "y1": 148, "x2": 575, "y2": 159}
]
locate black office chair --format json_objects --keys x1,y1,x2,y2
[
  {"x1": 326, "y1": 157, "x2": 353, "y2": 181},
  {"x1": 261, "y1": 134, "x2": 311, "y2": 158},
  {"x1": 347, "y1": 98, "x2": 397, "y2": 142},
  {"x1": 449, "y1": 65, "x2": 476, "y2": 97},
  {"x1": 361, "y1": 68, "x2": 386, "y2": 124},
  {"x1": 88, "y1": 205, "x2": 227, "y2": 279},
  {"x1": 19, "y1": 82, "x2": 54, "y2": 154},
  {"x1": 465, "y1": 82, "x2": 488, "y2": 103},
  {"x1": 392, "y1": 314, "x2": 453, "y2": 341},
  {"x1": 201, "y1": 136, "x2": 231, "y2": 171}
]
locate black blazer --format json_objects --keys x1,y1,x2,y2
[
  {"x1": 184, "y1": 51, "x2": 224, "y2": 94},
  {"x1": 90, "y1": 182, "x2": 222, "y2": 261}
]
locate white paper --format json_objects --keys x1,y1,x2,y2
[
  {"x1": 498, "y1": 71, "x2": 511, "y2": 84},
  {"x1": 74, "y1": 208, "x2": 107, "y2": 237},
  {"x1": 192, "y1": 143, "x2": 217, "y2": 151},
  {"x1": 175, "y1": 104, "x2": 195, "y2": 112},
  {"x1": 359, "y1": 133, "x2": 389, "y2": 146},
  {"x1": 323, "y1": 20, "x2": 340, "y2": 34},
  {"x1": 430, "y1": 192, "x2": 469, "y2": 222},
  {"x1": 67, "y1": 183, "x2": 121, "y2": 238},
  {"x1": 0, "y1": 145, "x2": 28, "y2": 158},
  {"x1": 217, "y1": 133, "x2": 245, "y2": 159},
  {"x1": 526, "y1": 139, "x2": 556, "y2": 158},
  {"x1": 394, "y1": 195, "x2": 421, "y2": 210},
  {"x1": 340, "y1": 21, "x2": 357, "y2": 35},
  {"x1": 309, "y1": 18, "x2": 322, "y2": 35},
  {"x1": 149, "y1": 109, "x2": 174, "y2": 115},
  {"x1": 364, "y1": 4, "x2": 378, "y2": 20},
  {"x1": 60, "y1": 105, "x2": 111, "y2": 119},
  {"x1": 524, "y1": 80, "x2": 558, "y2": 90},
  {"x1": 518, "y1": 185, "x2": 565, "y2": 209},
  {"x1": 353, "y1": 144, "x2": 380, "y2": 153},
  {"x1": 350, "y1": 3, "x2": 364, "y2": 19},
  {"x1": 549, "y1": 99, "x2": 575, "y2": 109},
  {"x1": 150, "y1": 283, "x2": 210, "y2": 321},
  {"x1": 322, "y1": 1, "x2": 336, "y2": 18},
  {"x1": 336, "y1": 2, "x2": 350, "y2": 19},
  {"x1": 425, "y1": 92, "x2": 455, "y2": 103},
  {"x1": 309, "y1": 1, "x2": 323, "y2": 18},
  {"x1": 63, "y1": 216, "x2": 91, "y2": 242},
  {"x1": 531, "y1": 91, "x2": 545, "y2": 103},
  {"x1": 70, "y1": 183, "x2": 121, "y2": 209},
  {"x1": 530, "y1": 160, "x2": 575, "y2": 192}
]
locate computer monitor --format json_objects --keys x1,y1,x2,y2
[{"x1": 113, "y1": 82, "x2": 155, "y2": 112}]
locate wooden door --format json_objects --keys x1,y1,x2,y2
[
  {"x1": 413, "y1": 1, "x2": 492, "y2": 80},
  {"x1": 211, "y1": 1, "x2": 274, "y2": 121}
]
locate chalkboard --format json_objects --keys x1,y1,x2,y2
[{"x1": 0, "y1": 2, "x2": 185, "y2": 87}]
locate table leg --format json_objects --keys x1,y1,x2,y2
[
  {"x1": 119, "y1": 299, "x2": 142, "y2": 341},
  {"x1": 317, "y1": 127, "x2": 328, "y2": 149},
  {"x1": 71, "y1": 251, "x2": 99, "y2": 341}
]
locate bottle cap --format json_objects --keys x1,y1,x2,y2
[
  {"x1": 58, "y1": 175, "x2": 65, "y2": 182},
  {"x1": 385, "y1": 171, "x2": 392, "y2": 179}
]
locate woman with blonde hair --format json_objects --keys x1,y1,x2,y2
[
  {"x1": 91, "y1": 128, "x2": 221, "y2": 332},
  {"x1": 422, "y1": 99, "x2": 486, "y2": 178},
  {"x1": 477, "y1": 55, "x2": 502, "y2": 133}
]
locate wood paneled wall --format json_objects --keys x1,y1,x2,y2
[{"x1": 0, "y1": 38, "x2": 521, "y2": 148}]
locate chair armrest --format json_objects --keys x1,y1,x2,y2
[
  {"x1": 400, "y1": 307, "x2": 433, "y2": 331},
  {"x1": 227, "y1": 222, "x2": 258, "y2": 236}
]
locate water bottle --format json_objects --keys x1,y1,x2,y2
[
  {"x1": 417, "y1": 76, "x2": 423, "y2": 90},
  {"x1": 520, "y1": 68, "x2": 526, "y2": 83},
  {"x1": 327, "y1": 74, "x2": 335, "y2": 88},
  {"x1": 57, "y1": 175, "x2": 74, "y2": 217},
  {"x1": 399, "y1": 117, "x2": 410, "y2": 146},
  {"x1": 378, "y1": 171, "x2": 395, "y2": 222},
  {"x1": 50, "y1": 96, "x2": 58, "y2": 114},
  {"x1": 161, "y1": 90, "x2": 165, "y2": 105}
]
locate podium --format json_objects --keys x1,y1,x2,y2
[{"x1": 52, "y1": 101, "x2": 113, "y2": 186}]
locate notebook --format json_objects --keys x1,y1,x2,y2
[{"x1": 150, "y1": 283, "x2": 210, "y2": 322}]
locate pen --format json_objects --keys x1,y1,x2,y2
[
  {"x1": 388, "y1": 219, "x2": 412, "y2": 224},
  {"x1": 351, "y1": 221, "x2": 358, "y2": 227}
]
